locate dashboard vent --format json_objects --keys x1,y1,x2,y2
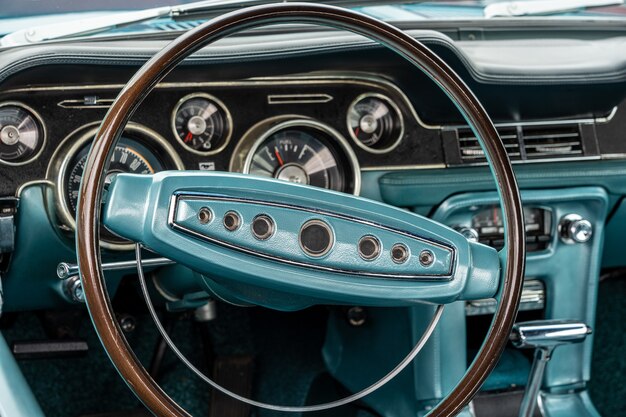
[
  {"x1": 456, "y1": 124, "x2": 583, "y2": 163},
  {"x1": 458, "y1": 127, "x2": 520, "y2": 162},
  {"x1": 522, "y1": 125, "x2": 582, "y2": 159}
]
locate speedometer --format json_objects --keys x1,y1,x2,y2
[
  {"x1": 243, "y1": 120, "x2": 360, "y2": 194},
  {"x1": 65, "y1": 142, "x2": 160, "y2": 215},
  {"x1": 51, "y1": 123, "x2": 184, "y2": 250}
]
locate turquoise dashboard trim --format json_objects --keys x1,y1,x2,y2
[
  {"x1": 378, "y1": 160, "x2": 626, "y2": 208},
  {"x1": 2, "y1": 184, "x2": 131, "y2": 311},
  {"x1": 0, "y1": 333, "x2": 44, "y2": 417},
  {"x1": 102, "y1": 171, "x2": 500, "y2": 310}
]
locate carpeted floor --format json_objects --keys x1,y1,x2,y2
[
  {"x1": 3, "y1": 275, "x2": 622, "y2": 417},
  {"x1": 1, "y1": 296, "x2": 354, "y2": 417},
  {"x1": 588, "y1": 275, "x2": 626, "y2": 416}
]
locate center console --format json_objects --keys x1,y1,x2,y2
[{"x1": 323, "y1": 186, "x2": 608, "y2": 417}]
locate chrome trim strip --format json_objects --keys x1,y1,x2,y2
[
  {"x1": 446, "y1": 105, "x2": 618, "y2": 130},
  {"x1": 361, "y1": 163, "x2": 447, "y2": 171},
  {"x1": 4, "y1": 73, "x2": 440, "y2": 130},
  {"x1": 15, "y1": 179, "x2": 54, "y2": 197},
  {"x1": 167, "y1": 192, "x2": 456, "y2": 280},
  {"x1": 601, "y1": 153, "x2": 626, "y2": 160},
  {"x1": 267, "y1": 93, "x2": 333, "y2": 104},
  {"x1": 452, "y1": 155, "x2": 601, "y2": 168},
  {"x1": 57, "y1": 98, "x2": 116, "y2": 109}
]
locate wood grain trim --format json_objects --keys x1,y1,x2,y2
[{"x1": 76, "y1": 4, "x2": 525, "y2": 416}]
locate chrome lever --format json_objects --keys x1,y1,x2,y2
[
  {"x1": 510, "y1": 320, "x2": 592, "y2": 417},
  {"x1": 57, "y1": 257, "x2": 176, "y2": 280}
]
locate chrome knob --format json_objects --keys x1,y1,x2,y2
[
  {"x1": 454, "y1": 226, "x2": 479, "y2": 242},
  {"x1": 511, "y1": 320, "x2": 592, "y2": 350},
  {"x1": 559, "y1": 214, "x2": 592, "y2": 244}
]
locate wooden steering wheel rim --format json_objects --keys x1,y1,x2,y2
[{"x1": 76, "y1": 3, "x2": 525, "y2": 416}]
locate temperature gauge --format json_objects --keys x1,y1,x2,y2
[
  {"x1": 0, "y1": 103, "x2": 45, "y2": 165},
  {"x1": 172, "y1": 93, "x2": 232, "y2": 155},
  {"x1": 347, "y1": 93, "x2": 403, "y2": 153}
]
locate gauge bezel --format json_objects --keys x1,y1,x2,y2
[
  {"x1": 0, "y1": 101, "x2": 47, "y2": 166},
  {"x1": 52, "y1": 122, "x2": 184, "y2": 251},
  {"x1": 346, "y1": 92, "x2": 405, "y2": 155},
  {"x1": 170, "y1": 92, "x2": 233, "y2": 156},
  {"x1": 240, "y1": 118, "x2": 361, "y2": 196}
]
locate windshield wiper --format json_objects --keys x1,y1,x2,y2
[
  {"x1": 0, "y1": 0, "x2": 275, "y2": 47},
  {"x1": 484, "y1": 0, "x2": 624, "y2": 18}
]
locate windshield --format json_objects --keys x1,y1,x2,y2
[
  {"x1": 3, "y1": 0, "x2": 626, "y2": 19},
  {"x1": 1, "y1": 0, "x2": 625, "y2": 47}
]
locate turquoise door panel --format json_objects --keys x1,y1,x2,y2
[{"x1": 103, "y1": 172, "x2": 500, "y2": 310}]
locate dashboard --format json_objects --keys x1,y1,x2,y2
[
  {"x1": 0, "y1": 20, "x2": 625, "y2": 417},
  {"x1": 0, "y1": 75, "x2": 447, "y2": 250}
]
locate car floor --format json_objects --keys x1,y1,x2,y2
[
  {"x1": 0, "y1": 275, "x2": 623, "y2": 417},
  {"x1": 0, "y1": 283, "x2": 373, "y2": 417},
  {"x1": 588, "y1": 273, "x2": 626, "y2": 416}
]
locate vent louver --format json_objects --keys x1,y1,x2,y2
[
  {"x1": 457, "y1": 124, "x2": 583, "y2": 163},
  {"x1": 522, "y1": 125, "x2": 582, "y2": 159},
  {"x1": 458, "y1": 127, "x2": 520, "y2": 162}
]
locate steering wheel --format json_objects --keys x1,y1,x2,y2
[{"x1": 76, "y1": 3, "x2": 525, "y2": 417}]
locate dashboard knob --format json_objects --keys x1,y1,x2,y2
[
  {"x1": 454, "y1": 226, "x2": 479, "y2": 242},
  {"x1": 559, "y1": 214, "x2": 592, "y2": 244}
]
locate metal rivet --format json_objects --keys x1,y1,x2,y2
[
  {"x1": 419, "y1": 250, "x2": 434, "y2": 266},
  {"x1": 223, "y1": 211, "x2": 241, "y2": 231},
  {"x1": 391, "y1": 243, "x2": 410, "y2": 264},
  {"x1": 358, "y1": 235, "x2": 381, "y2": 261},
  {"x1": 251, "y1": 214, "x2": 275, "y2": 240},
  {"x1": 198, "y1": 207, "x2": 212, "y2": 224},
  {"x1": 118, "y1": 314, "x2": 137, "y2": 333}
]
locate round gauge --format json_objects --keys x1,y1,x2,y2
[
  {"x1": 0, "y1": 103, "x2": 45, "y2": 165},
  {"x1": 347, "y1": 93, "x2": 404, "y2": 153},
  {"x1": 52, "y1": 123, "x2": 184, "y2": 250},
  {"x1": 172, "y1": 93, "x2": 232, "y2": 155},
  {"x1": 244, "y1": 120, "x2": 360, "y2": 194},
  {"x1": 65, "y1": 138, "x2": 164, "y2": 216}
]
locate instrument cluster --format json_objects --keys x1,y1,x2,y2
[{"x1": 0, "y1": 76, "x2": 414, "y2": 250}]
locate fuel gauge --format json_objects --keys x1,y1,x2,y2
[
  {"x1": 0, "y1": 103, "x2": 45, "y2": 165},
  {"x1": 172, "y1": 93, "x2": 232, "y2": 155}
]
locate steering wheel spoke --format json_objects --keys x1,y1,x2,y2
[{"x1": 103, "y1": 171, "x2": 500, "y2": 309}]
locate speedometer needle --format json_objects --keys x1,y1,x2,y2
[
  {"x1": 184, "y1": 132, "x2": 193, "y2": 143},
  {"x1": 274, "y1": 147, "x2": 284, "y2": 166}
]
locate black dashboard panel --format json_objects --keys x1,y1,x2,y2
[
  {"x1": 0, "y1": 74, "x2": 444, "y2": 196},
  {"x1": 1, "y1": 27, "x2": 626, "y2": 199}
]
